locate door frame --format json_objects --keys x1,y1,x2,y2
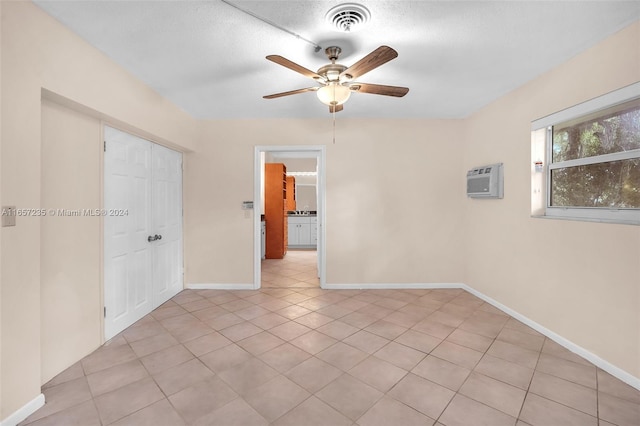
[{"x1": 253, "y1": 146, "x2": 326, "y2": 289}]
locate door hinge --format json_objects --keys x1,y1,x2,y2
[
  {"x1": 104, "y1": 306, "x2": 106, "y2": 317},
  {"x1": 104, "y1": 141, "x2": 106, "y2": 152}
]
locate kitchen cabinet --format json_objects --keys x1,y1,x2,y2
[
  {"x1": 310, "y1": 222, "x2": 318, "y2": 245},
  {"x1": 288, "y1": 216, "x2": 317, "y2": 248},
  {"x1": 286, "y1": 176, "x2": 296, "y2": 211},
  {"x1": 265, "y1": 163, "x2": 288, "y2": 258}
]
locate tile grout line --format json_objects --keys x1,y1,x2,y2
[
  {"x1": 28, "y1": 283, "x2": 639, "y2": 426},
  {"x1": 432, "y1": 310, "x2": 507, "y2": 425},
  {"x1": 513, "y1": 333, "x2": 544, "y2": 424}
]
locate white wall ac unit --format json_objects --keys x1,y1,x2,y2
[{"x1": 467, "y1": 163, "x2": 503, "y2": 199}]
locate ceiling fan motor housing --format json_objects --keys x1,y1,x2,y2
[
  {"x1": 325, "y1": 46, "x2": 341, "y2": 61},
  {"x1": 318, "y1": 47, "x2": 352, "y2": 83},
  {"x1": 317, "y1": 63, "x2": 347, "y2": 82}
]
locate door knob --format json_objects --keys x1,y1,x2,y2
[
  {"x1": 148, "y1": 235, "x2": 156, "y2": 242},
  {"x1": 155, "y1": 234, "x2": 162, "y2": 240}
]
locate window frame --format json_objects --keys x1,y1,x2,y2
[{"x1": 531, "y1": 82, "x2": 640, "y2": 226}]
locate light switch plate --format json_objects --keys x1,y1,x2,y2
[{"x1": 2, "y1": 206, "x2": 16, "y2": 227}]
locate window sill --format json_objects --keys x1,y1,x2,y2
[{"x1": 531, "y1": 214, "x2": 640, "y2": 226}]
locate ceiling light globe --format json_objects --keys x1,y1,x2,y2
[{"x1": 317, "y1": 84, "x2": 351, "y2": 106}]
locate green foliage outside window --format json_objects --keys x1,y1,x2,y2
[{"x1": 551, "y1": 102, "x2": 640, "y2": 208}]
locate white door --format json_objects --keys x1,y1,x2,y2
[
  {"x1": 104, "y1": 126, "x2": 183, "y2": 340},
  {"x1": 151, "y1": 144, "x2": 183, "y2": 304}
]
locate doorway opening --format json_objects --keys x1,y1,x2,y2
[{"x1": 254, "y1": 146, "x2": 326, "y2": 289}]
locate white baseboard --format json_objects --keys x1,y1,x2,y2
[
  {"x1": 323, "y1": 283, "x2": 465, "y2": 290},
  {"x1": 187, "y1": 283, "x2": 255, "y2": 290},
  {"x1": 0, "y1": 393, "x2": 45, "y2": 426},
  {"x1": 461, "y1": 284, "x2": 640, "y2": 391}
]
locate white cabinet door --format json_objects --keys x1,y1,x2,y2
[
  {"x1": 298, "y1": 223, "x2": 311, "y2": 245},
  {"x1": 287, "y1": 222, "x2": 299, "y2": 246},
  {"x1": 287, "y1": 216, "x2": 317, "y2": 248},
  {"x1": 311, "y1": 223, "x2": 318, "y2": 245},
  {"x1": 261, "y1": 221, "x2": 266, "y2": 259},
  {"x1": 104, "y1": 126, "x2": 183, "y2": 340}
]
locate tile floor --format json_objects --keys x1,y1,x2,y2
[
  {"x1": 20, "y1": 253, "x2": 640, "y2": 426},
  {"x1": 262, "y1": 249, "x2": 319, "y2": 288}
]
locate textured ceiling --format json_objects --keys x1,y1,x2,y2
[{"x1": 34, "y1": 1, "x2": 640, "y2": 119}]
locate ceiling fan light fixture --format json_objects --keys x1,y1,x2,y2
[
  {"x1": 317, "y1": 83, "x2": 351, "y2": 106},
  {"x1": 264, "y1": 45, "x2": 408, "y2": 114}
]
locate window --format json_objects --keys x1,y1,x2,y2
[{"x1": 531, "y1": 83, "x2": 640, "y2": 225}]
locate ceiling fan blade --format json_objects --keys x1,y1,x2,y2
[
  {"x1": 263, "y1": 87, "x2": 319, "y2": 99},
  {"x1": 350, "y1": 83, "x2": 409, "y2": 97},
  {"x1": 329, "y1": 104, "x2": 344, "y2": 113},
  {"x1": 266, "y1": 55, "x2": 323, "y2": 80},
  {"x1": 341, "y1": 46, "x2": 398, "y2": 80}
]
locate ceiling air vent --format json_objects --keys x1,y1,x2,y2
[{"x1": 325, "y1": 3, "x2": 371, "y2": 32}]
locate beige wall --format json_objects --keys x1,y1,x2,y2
[
  {"x1": 462, "y1": 22, "x2": 640, "y2": 377},
  {"x1": 40, "y1": 100, "x2": 103, "y2": 384},
  {"x1": 1, "y1": 1, "x2": 639, "y2": 422},
  {"x1": 185, "y1": 119, "x2": 466, "y2": 285},
  {"x1": 1, "y1": 2, "x2": 197, "y2": 419},
  {"x1": 0, "y1": 0, "x2": 4, "y2": 414}
]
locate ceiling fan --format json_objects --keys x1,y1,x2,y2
[{"x1": 263, "y1": 45, "x2": 409, "y2": 113}]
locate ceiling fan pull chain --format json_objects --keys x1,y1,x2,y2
[
  {"x1": 332, "y1": 81, "x2": 335, "y2": 144},
  {"x1": 333, "y1": 106, "x2": 337, "y2": 144},
  {"x1": 332, "y1": 83, "x2": 336, "y2": 144}
]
